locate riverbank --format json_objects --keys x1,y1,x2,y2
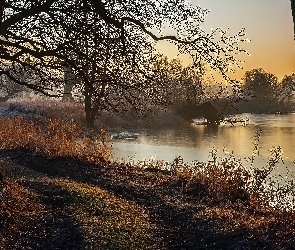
[
  {"x1": 1, "y1": 149, "x2": 295, "y2": 249},
  {"x1": 1, "y1": 99, "x2": 295, "y2": 249}
]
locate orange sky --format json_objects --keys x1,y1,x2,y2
[{"x1": 156, "y1": 0, "x2": 295, "y2": 81}]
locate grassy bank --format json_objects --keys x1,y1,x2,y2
[{"x1": 1, "y1": 99, "x2": 295, "y2": 249}]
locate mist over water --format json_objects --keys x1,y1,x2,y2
[{"x1": 112, "y1": 113, "x2": 295, "y2": 173}]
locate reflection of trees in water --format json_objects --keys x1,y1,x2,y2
[
  {"x1": 150, "y1": 124, "x2": 221, "y2": 148},
  {"x1": 129, "y1": 113, "x2": 295, "y2": 161},
  {"x1": 202, "y1": 124, "x2": 219, "y2": 137},
  {"x1": 151, "y1": 127, "x2": 201, "y2": 146},
  {"x1": 113, "y1": 114, "x2": 295, "y2": 171}
]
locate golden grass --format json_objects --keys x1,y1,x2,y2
[
  {"x1": 0, "y1": 161, "x2": 46, "y2": 249},
  {"x1": 55, "y1": 180, "x2": 154, "y2": 249},
  {"x1": 0, "y1": 115, "x2": 112, "y2": 163},
  {"x1": 0, "y1": 161, "x2": 154, "y2": 249}
]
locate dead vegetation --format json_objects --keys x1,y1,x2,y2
[
  {"x1": 0, "y1": 105, "x2": 112, "y2": 163},
  {"x1": 1, "y1": 100, "x2": 295, "y2": 249}
]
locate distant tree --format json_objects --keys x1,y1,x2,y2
[
  {"x1": 276, "y1": 73, "x2": 295, "y2": 105},
  {"x1": 0, "y1": 77, "x2": 27, "y2": 100},
  {"x1": 62, "y1": 66, "x2": 76, "y2": 102},
  {"x1": 147, "y1": 56, "x2": 206, "y2": 107},
  {"x1": 0, "y1": 63, "x2": 30, "y2": 100},
  {"x1": 176, "y1": 62, "x2": 207, "y2": 106},
  {"x1": 0, "y1": 0, "x2": 248, "y2": 126},
  {"x1": 243, "y1": 68, "x2": 278, "y2": 101}
]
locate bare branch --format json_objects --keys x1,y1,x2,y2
[{"x1": 0, "y1": 69, "x2": 59, "y2": 97}]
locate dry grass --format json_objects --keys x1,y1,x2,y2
[
  {"x1": 7, "y1": 97, "x2": 86, "y2": 127},
  {"x1": 1, "y1": 99, "x2": 295, "y2": 248},
  {"x1": 0, "y1": 115, "x2": 112, "y2": 163},
  {"x1": 141, "y1": 146, "x2": 295, "y2": 212},
  {"x1": 1, "y1": 152, "x2": 295, "y2": 248},
  {"x1": 0, "y1": 161, "x2": 154, "y2": 249},
  {"x1": 0, "y1": 161, "x2": 46, "y2": 249}
]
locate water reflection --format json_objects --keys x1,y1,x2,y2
[{"x1": 112, "y1": 113, "x2": 295, "y2": 165}]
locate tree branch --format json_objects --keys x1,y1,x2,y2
[
  {"x1": 0, "y1": 70, "x2": 59, "y2": 97},
  {"x1": 0, "y1": 0, "x2": 56, "y2": 33},
  {"x1": 89, "y1": 0, "x2": 207, "y2": 45}
]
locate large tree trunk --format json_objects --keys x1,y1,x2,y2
[
  {"x1": 84, "y1": 101, "x2": 100, "y2": 128},
  {"x1": 84, "y1": 82, "x2": 101, "y2": 128},
  {"x1": 85, "y1": 101, "x2": 101, "y2": 128},
  {"x1": 292, "y1": 0, "x2": 295, "y2": 39}
]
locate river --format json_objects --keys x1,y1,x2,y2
[{"x1": 111, "y1": 113, "x2": 295, "y2": 175}]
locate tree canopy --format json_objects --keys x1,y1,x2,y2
[
  {"x1": 240, "y1": 69, "x2": 295, "y2": 114},
  {"x1": 0, "y1": 0, "x2": 248, "y2": 126},
  {"x1": 243, "y1": 68, "x2": 278, "y2": 100}
]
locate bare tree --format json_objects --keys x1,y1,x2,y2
[
  {"x1": 148, "y1": 56, "x2": 207, "y2": 107},
  {"x1": 0, "y1": 0, "x2": 248, "y2": 126}
]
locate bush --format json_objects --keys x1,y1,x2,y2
[{"x1": 0, "y1": 115, "x2": 112, "y2": 164}]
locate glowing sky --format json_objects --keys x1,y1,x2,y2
[{"x1": 157, "y1": 0, "x2": 295, "y2": 81}]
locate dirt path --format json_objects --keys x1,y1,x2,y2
[
  {"x1": 0, "y1": 102, "x2": 10, "y2": 116},
  {"x1": 0, "y1": 102, "x2": 9, "y2": 109}
]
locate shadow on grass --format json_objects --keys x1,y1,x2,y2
[
  {"x1": 0, "y1": 148, "x2": 292, "y2": 249},
  {"x1": 0, "y1": 173, "x2": 85, "y2": 249},
  {"x1": 23, "y1": 182, "x2": 85, "y2": 249}
]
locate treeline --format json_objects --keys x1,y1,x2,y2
[
  {"x1": 0, "y1": 1, "x2": 249, "y2": 127},
  {"x1": 237, "y1": 68, "x2": 295, "y2": 114},
  {"x1": 2, "y1": 59, "x2": 294, "y2": 123}
]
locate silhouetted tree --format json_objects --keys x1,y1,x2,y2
[
  {"x1": 276, "y1": 73, "x2": 295, "y2": 108},
  {"x1": 243, "y1": 68, "x2": 278, "y2": 101},
  {"x1": 147, "y1": 56, "x2": 206, "y2": 107},
  {"x1": 0, "y1": 0, "x2": 248, "y2": 126},
  {"x1": 291, "y1": 0, "x2": 295, "y2": 39}
]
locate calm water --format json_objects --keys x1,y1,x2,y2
[{"x1": 111, "y1": 113, "x2": 295, "y2": 173}]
